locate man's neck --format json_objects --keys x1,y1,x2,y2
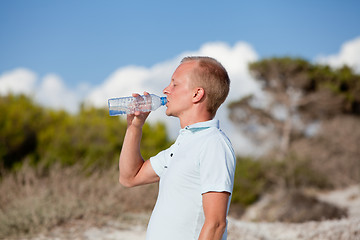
[{"x1": 179, "y1": 112, "x2": 213, "y2": 129}]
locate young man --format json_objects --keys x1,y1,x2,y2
[{"x1": 119, "y1": 56, "x2": 236, "y2": 240}]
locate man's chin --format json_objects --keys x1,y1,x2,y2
[{"x1": 165, "y1": 109, "x2": 174, "y2": 117}]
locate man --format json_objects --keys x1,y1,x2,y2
[{"x1": 119, "y1": 56, "x2": 236, "y2": 240}]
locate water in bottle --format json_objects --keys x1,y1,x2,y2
[{"x1": 108, "y1": 94, "x2": 167, "y2": 116}]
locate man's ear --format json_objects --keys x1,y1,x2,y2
[{"x1": 192, "y1": 88, "x2": 205, "y2": 103}]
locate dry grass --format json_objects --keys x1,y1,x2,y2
[{"x1": 0, "y1": 163, "x2": 157, "y2": 239}]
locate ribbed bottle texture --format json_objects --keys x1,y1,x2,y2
[{"x1": 108, "y1": 94, "x2": 167, "y2": 116}]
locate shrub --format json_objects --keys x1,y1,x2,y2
[
  {"x1": 231, "y1": 154, "x2": 331, "y2": 208},
  {"x1": 231, "y1": 157, "x2": 267, "y2": 206},
  {"x1": 263, "y1": 154, "x2": 331, "y2": 190}
]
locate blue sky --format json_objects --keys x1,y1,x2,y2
[
  {"x1": 1, "y1": 0, "x2": 360, "y2": 154},
  {"x1": 1, "y1": 0, "x2": 360, "y2": 87}
]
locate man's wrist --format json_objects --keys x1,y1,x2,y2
[{"x1": 127, "y1": 124, "x2": 143, "y2": 132}]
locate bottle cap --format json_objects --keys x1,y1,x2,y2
[{"x1": 160, "y1": 97, "x2": 168, "y2": 105}]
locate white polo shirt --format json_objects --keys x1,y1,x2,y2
[{"x1": 147, "y1": 119, "x2": 236, "y2": 240}]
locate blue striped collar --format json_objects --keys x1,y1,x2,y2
[{"x1": 182, "y1": 119, "x2": 219, "y2": 133}]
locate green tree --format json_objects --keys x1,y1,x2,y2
[{"x1": 228, "y1": 57, "x2": 360, "y2": 158}]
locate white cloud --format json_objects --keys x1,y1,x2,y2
[
  {"x1": 0, "y1": 68, "x2": 37, "y2": 95},
  {"x1": 316, "y1": 36, "x2": 360, "y2": 73},
  {"x1": 86, "y1": 66, "x2": 149, "y2": 108},
  {"x1": 0, "y1": 69, "x2": 83, "y2": 113},
  {"x1": 36, "y1": 74, "x2": 80, "y2": 113}
]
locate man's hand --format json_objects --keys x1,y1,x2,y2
[{"x1": 126, "y1": 92, "x2": 151, "y2": 129}]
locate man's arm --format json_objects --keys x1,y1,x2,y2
[
  {"x1": 118, "y1": 93, "x2": 160, "y2": 187},
  {"x1": 198, "y1": 191, "x2": 230, "y2": 240}
]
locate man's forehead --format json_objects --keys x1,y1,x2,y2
[{"x1": 175, "y1": 61, "x2": 196, "y2": 74}]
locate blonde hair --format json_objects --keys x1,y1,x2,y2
[{"x1": 181, "y1": 56, "x2": 230, "y2": 115}]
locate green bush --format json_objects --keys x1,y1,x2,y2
[
  {"x1": 0, "y1": 95, "x2": 44, "y2": 169},
  {"x1": 263, "y1": 154, "x2": 331, "y2": 189},
  {"x1": 231, "y1": 157, "x2": 267, "y2": 206},
  {"x1": 0, "y1": 94, "x2": 173, "y2": 172},
  {"x1": 36, "y1": 106, "x2": 128, "y2": 170},
  {"x1": 231, "y1": 154, "x2": 331, "y2": 207}
]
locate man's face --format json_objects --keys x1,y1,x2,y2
[{"x1": 163, "y1": 61, "x2": 195, "y2": 118}]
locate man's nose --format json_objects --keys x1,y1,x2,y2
[{"x1": 163, "y1": 85, "x2": 170, "y2": 95}]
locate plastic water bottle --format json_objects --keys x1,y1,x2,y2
[{"x1": 108, "y1": 94, "x2": 167, "y2": 116}]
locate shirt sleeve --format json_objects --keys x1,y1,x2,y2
[
  {"x1": 150, "y1": 148, "x2": 170, "y2": 177},
  {"x1": 199, "y1": 133, "x2": 236, "y2": 195}
]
